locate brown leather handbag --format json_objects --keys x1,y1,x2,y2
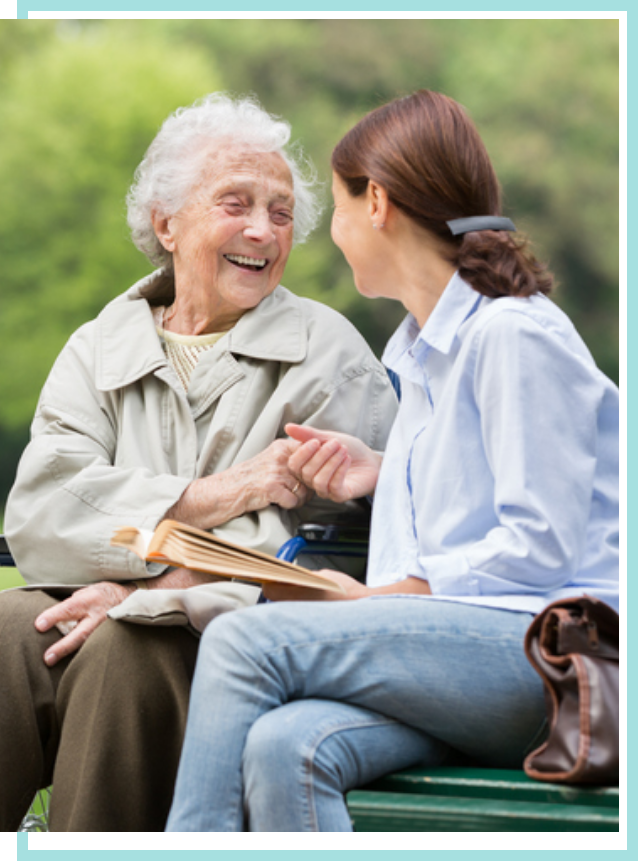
[{"x1": 523, "y1": 595, "x2": 619, "y2": 785}]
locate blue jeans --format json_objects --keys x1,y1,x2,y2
[{"x1": 166, "y1": 597, "x2": 546, "y2": 832}]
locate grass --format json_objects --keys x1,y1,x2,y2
[
  {"x1": 0, "y1": 567, "x2": 26, "y2": 590},
  {"x1": 19, "y1": 788, "x2": 51, "y2": 831},
  {"x1": 0, "y1": 511, "x2": 27, "y2": 590}
]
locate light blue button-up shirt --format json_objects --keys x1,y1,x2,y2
[{"x1": 367, "y1": 273, "x2": 619, "y2": 614}]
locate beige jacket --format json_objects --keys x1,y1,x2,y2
[{"x1": 5, "y1": 271, "x2": 397, "y2": 628}]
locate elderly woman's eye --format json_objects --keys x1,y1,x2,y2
[{"x1": 272, "y1": 210, "x2": 293, "y2": 225}]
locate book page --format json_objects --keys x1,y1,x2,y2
[
  {"x1": 111, "y1": 526, "x2": 156, "y2": 560},
  {"x1": 111, "y1": 521, "x2": 345, "y2": 593}
]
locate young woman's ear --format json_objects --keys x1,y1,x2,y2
[{"x1": 366, "y1": 180, "x2": 390, "y2": 230}]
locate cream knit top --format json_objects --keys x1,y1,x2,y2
[{"x1": 153, "y1": 306, "x2": 226, "y2": 392}]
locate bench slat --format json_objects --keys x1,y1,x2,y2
[
  {"x1": 346, "y1": 789, "x2": 619, "y2": 832},
  {"x1": 368, "y1": 766, "x2": 619, "y2": 809}
]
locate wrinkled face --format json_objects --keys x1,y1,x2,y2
[{"x1": 160, "y1": 150, "x2": 295, "y2": 325}]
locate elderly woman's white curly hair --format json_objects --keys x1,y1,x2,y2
[{"x1": 127, "y1": 93, "x2": 322, "y2": 268}]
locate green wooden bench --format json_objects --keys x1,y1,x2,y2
[{"x1": 346, "y1": 765, "x2": 619, "y2": 831}]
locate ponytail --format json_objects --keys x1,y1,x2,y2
[{"x1": 455, "y1": 230, "x2": 554, "y2": 298}]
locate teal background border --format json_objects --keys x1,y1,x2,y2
[
  {"x1": 17, "y1": 834, "x2": 632, "y2": 861},
  {"x1": 14, "y1": 2, "x2": 635, "y2": 18},
  {"x1": 7, "y1": 1, "x2": 629, "y2": 857}
]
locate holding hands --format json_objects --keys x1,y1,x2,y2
[
  {"x1": 267, "y1": 428, "x2": 430, "y2": 603},
  {"x1": 285, "y1": 423, "x2": 382, "y2": 503}
]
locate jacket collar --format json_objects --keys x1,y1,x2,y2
[{"x1": 95, "y1": 270, "x2": 309, "y2": 391}]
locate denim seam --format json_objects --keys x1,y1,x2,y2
[
  {"x1": 256, "y1": 629, "x2": 529, "y2": 664},
  {"x1": 243, "y1": 605, "x2": 532, "y2": 675},
  {"x1": 302, "y1": 715, "x2": 398, "y2": 832}
]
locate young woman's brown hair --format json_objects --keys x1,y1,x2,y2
[{"x1": 331, "y1": 90, "x2": 553, "y2": 298}]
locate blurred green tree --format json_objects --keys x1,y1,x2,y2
[
  {"x1": 0, "y1": 18, "x2": 619, "y2": 506},
  {"x1": 0, "y1": 22, "x2": 220, "y2": 432}
]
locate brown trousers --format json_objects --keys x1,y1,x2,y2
[{"x1": 0, "y1": 588, "x2": 198, "y2": 831}]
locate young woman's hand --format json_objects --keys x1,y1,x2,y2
[
  {"x1": 285, "y1": 423, "x2": 382, "y2": 502},
  {"x1": 262, "y1": 569, "x2": 432, "y2": 603},
  {"x1": 262, "y1": 569, "x2": 369, "y2": 602}
]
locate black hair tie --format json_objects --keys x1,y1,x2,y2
[{"x1": 446, "y1": 216, "x2": 516, "y2": 236}]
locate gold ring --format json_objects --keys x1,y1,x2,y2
[{"x1": 292, "y1": 481, "x2": 301, "y2": 495}]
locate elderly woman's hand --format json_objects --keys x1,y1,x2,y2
[
  {"x1": 232, "y1": 438, "x2": 312, "y2": 512},
  {"x1": 166, "y1": 438, "x2": 311, "y2": 532},
  {"x1": 33, "y1": 567, "x2": 216, "y2": 666},
  {"x1": 285, "y1": 423, "x2": 382, "y2": 503},
  {"x1": 34, "y1": 581, "x2": 136, "y2": 666}
]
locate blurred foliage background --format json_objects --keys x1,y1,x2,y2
[{"x1": 0, "y1": 18, "x2": 619, "y2": 510}]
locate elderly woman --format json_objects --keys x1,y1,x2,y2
[
  {"x1": 165, "y1": 90, "x2": 619, "y2": 832},
  {"x1": 0, "y1": 93, "x2": 397, "y2": 831}
]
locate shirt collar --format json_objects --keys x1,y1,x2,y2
[
  {"x1": 383, "y1": 272, "x2": 482, "y2": 376},
  {"x1": 95, "y1": 271, "x2": 308, "y2": 391}
]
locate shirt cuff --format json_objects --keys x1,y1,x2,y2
[{"x1": 417, "y1": 553, "x2": 481, "y2": 596}]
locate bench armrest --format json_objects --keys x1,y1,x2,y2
[{"x1": 0, "y1": 534, "x2": 15, "y2": 567}]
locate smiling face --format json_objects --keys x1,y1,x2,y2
[{"x1": 156, "y1": 149, "x2": 295, "y2": 330}]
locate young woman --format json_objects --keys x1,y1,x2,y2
[{"x1": 165, "y1": 90, "x2": 619, "y2": 832}]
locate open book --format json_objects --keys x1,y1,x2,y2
[{"x1": 110, "y1": 519, "x2": 345, "y2": 594}]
